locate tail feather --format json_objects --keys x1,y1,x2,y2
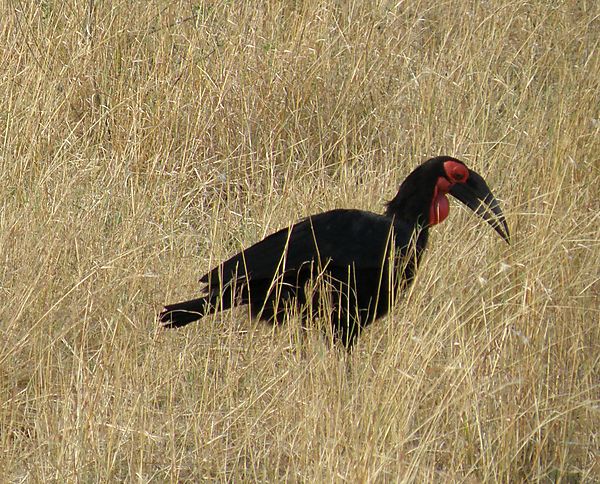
[{"x1": 159, "y1": 297, "x2": 209, "y2": 328}]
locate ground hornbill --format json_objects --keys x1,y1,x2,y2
[{"x1": 159, "y1": 156, "x2": 509, "y2": 348}]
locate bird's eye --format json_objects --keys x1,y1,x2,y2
[{"x1": 443, "y1": 160, "x2": 469, "y2": 183}]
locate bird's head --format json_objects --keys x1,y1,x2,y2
[{"x1": 387, "y1": 155, "x2": 510, "y2": 243}]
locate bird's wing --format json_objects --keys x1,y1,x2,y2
[{"x1": 199, "y1": 209, "x2": 414, "y2": 289}]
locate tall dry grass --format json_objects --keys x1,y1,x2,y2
[{"x1": 1, "y1": 0, "x2": 598, "y2": 481}]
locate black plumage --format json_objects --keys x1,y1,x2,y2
[{"x1": 159, "y1": 156, "x2": 509, "y2": 348}]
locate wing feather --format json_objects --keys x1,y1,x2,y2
[{"x1": 200, "y1": 209, "x2": 413, "y2": 289}]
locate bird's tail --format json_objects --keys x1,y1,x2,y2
[{"x1": 159, "y1": 297, "x2": 209, "y2": 328}]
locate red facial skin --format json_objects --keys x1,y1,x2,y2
[{"x1": 429, "y1": 161, "x2": 469, "y2": 225}]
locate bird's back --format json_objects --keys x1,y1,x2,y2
[{"x1": 199, "y1": 208, "x2": 420, "y2": 292}]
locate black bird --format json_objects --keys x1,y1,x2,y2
[{"x1": 159, "y1": 156, "x2": 509, "y2": 348}]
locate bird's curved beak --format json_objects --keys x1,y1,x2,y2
[{"x1": 449, "y1": 169, "x2": 510, "y2": 243}]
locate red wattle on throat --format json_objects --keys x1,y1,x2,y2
[{"x1": 429, "y1": 178, "x2": 451, "y2": 225}]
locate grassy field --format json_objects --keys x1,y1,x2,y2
[{"x1": 1, "y1": 0, "x2": 598, "y2": 481}]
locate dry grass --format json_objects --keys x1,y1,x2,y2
[{"x1": 1, "y1": 0, "x2": 598, "y2": 481}]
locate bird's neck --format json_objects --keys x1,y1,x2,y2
[
  {"x1": 386, "y1": 214, "x2": 430, "y2": 260},
  {"x1": 389, "y1": 217, "x2": 429, "y2": 291},
  {"x1": 385, "y1": 198, "x2": 429, "y2": 228},
  {"x1": 385, "y1": 170, "x2": 436, "y2": 230}
]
